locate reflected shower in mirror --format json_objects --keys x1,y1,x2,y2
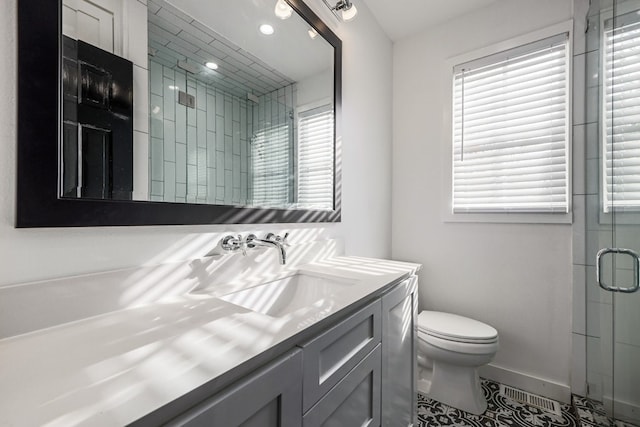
[{"x1": 60, "y1": 0, "x2": 335, "y2": 211}]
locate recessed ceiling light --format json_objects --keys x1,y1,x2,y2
[
  {"x1": 168, "y1": 85, "x2": 179, "y2": 90},
  {"x1": 260, "y1": 24, "x2": 275, "y2": 35},
  {"x1": 205, "y1": 62, "x2": 219, "y2": 70}
]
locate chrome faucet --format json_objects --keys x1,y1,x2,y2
[
  {"x1": 217, "y1": 232, "x2": 290, "y2": 264},
  {"x1": 246, "y1": 233, "x2": 289, "y2": 265}
]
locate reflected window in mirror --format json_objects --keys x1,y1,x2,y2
[{"x1": 297, "y1": 104, "x2": 334, "y2": 210}]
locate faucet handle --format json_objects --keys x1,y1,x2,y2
[
  {"x1": 220, "y1": 234, "x2": 246, "y2": 255},
  {"x1": 281, "y1": 232, "x2": 290, "y2": 246},
  {"x1": 245, "y1": 233, "x2": 258, "y2": 249},
  {"x1": 221, "y1": 234, "x2": 237, "y2": 250}
]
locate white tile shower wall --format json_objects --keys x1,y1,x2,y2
[
  {"x1": 571, "y1": 332, "x2": 587, "y2": 393},
  {"x1": 571, "y1": 0, "x2": 590, "y2": 397},
  {"x1": 572, "y1": 0, "x2": 604, "y2": 402},
  {"x1": 148, "y1": 59, "x2": 250, "y2": 205}
]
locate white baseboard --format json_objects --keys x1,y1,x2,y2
[{"x1": 479, "y1": 364, "x2": 572, "y2": 404}]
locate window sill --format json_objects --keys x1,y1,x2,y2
[{"x1": 442, "y1": 210, "x2": 573, "y2": 225}]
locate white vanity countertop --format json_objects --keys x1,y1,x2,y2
[{"x1": 0, "y1": 257, "x2": 419, "y2": 426}]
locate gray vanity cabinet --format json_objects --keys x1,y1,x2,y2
[
  {"x1": 165, "y1": 349, "x2": 303, "y2": 427},
  {"x1": 151, "y1": 276, "x2": 418, "y2": 427},
  {"x1": 300, "y1": 299, "x2": 381, "y2": 412},
  {"x1": 303, "y1": 345, "x2": 381, "y2": 427},
  {"x1": 381, "y1": 276, "x2": 418, "y2": 427}
]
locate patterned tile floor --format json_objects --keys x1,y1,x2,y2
[{"x1": 417, "y1": 379, "x2": 579, "y2": 427}]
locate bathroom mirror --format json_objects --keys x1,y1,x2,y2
[{"x1": 17, "y1": 0, "x2": 341, "y2": 227}]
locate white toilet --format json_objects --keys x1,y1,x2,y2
[{"x1": 417, "y1": 311, "x2": 499, "y2": 415}]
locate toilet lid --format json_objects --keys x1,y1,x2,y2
[{"x1": 418, "y1": 311, "x2": 498, "y2": 343}]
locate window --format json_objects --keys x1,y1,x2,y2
[
  {"x1": 602, "y1": 12, "x2": 640, "y2": 213},
  {"x1": 451, "y1": 31, "x2": 570, "y2": 216},
  {"x1": 297, "y1": 105, "x2": 334, "y2": 210}
]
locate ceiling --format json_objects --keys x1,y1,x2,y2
[
  {"x1": 360, "y1": 0, "x2": 500, "y2": 41},
  {"x1": 148, "y1": 0, "x2": 334, "y2": 97}
]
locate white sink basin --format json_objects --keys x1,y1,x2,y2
[{"x1": 217, "y1": 273, "x2": 356, "y2": 317}]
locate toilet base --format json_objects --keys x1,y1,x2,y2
[
  {"x1": 417, "y1": 366, "x2": 432, "y2": 395},
  {"x1": 426, "y1": 360, "x2": 487, "y2": 415}
]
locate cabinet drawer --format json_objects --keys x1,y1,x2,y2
[
  {"x1": 301, "y1": 299, "x2": 381, "y2": 412},
  {"x1": 165, "y1": 349, "x2": 303, "y2": 427},
  {"x1": 303, "y1": 344, "x2": 381, "y2": 427}
]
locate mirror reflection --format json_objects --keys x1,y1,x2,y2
[{"x1": 60, "y1": 0, "x2": 335, "y2": 210}]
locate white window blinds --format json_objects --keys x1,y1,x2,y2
[
  {"x1": 251, "y1": 124, "x2": 292, "y2": 206},
  {"x1": 452, "y1": 33, "x2": 570, "y2": 213},
  {"x1": 603, "y1": 14, "x2": 640, "y2": 212},
  {"x1": 297, "y1": 105, "x2": 334, "y2": 210}
]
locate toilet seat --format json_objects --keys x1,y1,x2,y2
[
  {"x1": 418, "y1": 311, "x2": 498, "y2": 344},
  {"x1": 420, "y1": 331, "x2": 499, "y2": 355}
]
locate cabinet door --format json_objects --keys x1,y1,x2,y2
[
  {"x1": 166, "y1": 349, "x2": 303, "y2": 427},
  {"x1": 381, "y1": 276, "x2": 418, "y2": 427},
  {"x1": 303, "y1": 345, "x2": 381, "y2": 427},
  {"x1": 300, "y1": 299, "x2": 381, "y2": 412}
]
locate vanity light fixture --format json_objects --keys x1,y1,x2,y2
[
  {"x1": 259, "y1": 24, "x2": 275, "y2": 35},
  {"x1": 205, "y1": 61, "x2": 219, "y2": 70},
  {"x1": 274, "y1": 0, "x2": 293, "y2": 19},
  {"x1": 322, "y1": 0, "x2": 358, "y2": 21}
]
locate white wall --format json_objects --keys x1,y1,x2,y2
[
  {"x1": 392, "y1": 0, "x2": 575, "y2": 399},
  {"x1": 0, "y1": 0, "x2": 392, "y2": 287},
  {"x1": 297, "y1": 66, "x2": 332, "y2": 108}
]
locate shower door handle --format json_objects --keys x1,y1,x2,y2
[{"x1": 596, "y1": 248, "x2": 640, "y2": 293}]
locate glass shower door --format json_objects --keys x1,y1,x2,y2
[{"x1": 586, "y1": 0, "x2": 640, "y2": 424}]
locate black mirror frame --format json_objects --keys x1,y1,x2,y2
[{"x1": 16, "y1": 0, "x2": 341, "y2": 227}]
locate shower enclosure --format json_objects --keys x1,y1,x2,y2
[{"x1": 583, "y1": 0, "x2": 640, "y2": 424}]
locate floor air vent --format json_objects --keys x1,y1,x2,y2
[{"x1": 499, "y1": 384, "x2": 562, "y2": 415}]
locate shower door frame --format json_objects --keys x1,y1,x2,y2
[{"x1": 581, "y1": 0, "x2": 640, "y2": 424}]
